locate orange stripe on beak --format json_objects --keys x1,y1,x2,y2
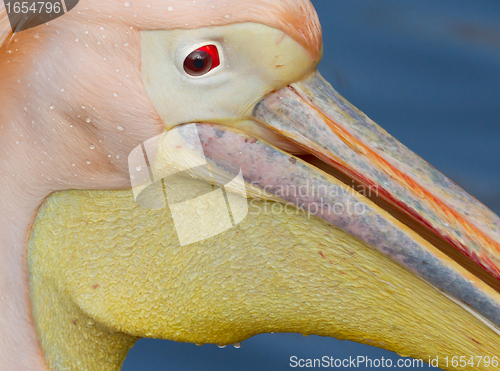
[
  {"x1": 318, "y1": 104, "x2": 500, "y2": 278},
  {"x1": 253, "y1": 70, "x2": 500, "y2": 285}
]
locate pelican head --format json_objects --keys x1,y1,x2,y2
[{"x1": 1, "y1": 1, "x2": 500, "y2": 370}]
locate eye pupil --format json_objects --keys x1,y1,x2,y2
[
  {"x1": 193, "y1": 56, "x2": 206, "y2": 69},
  {"x1": 183, "y1": 45, "x2": 220, "y2": 76}
]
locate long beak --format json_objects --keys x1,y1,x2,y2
[
  {"x1": 154, "y1": 70, "x2": 500, "y2": 330},
  {"x1": 250, "y1": 70, "x2": 500, "y2": 326}
]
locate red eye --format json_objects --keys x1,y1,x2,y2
[{"x1": 183, "y1": 45, "x2": 220, "y2": 76}]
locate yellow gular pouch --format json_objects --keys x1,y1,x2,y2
[{"x1": 28, "y1": 175, "x2": 500, "y2": 371}]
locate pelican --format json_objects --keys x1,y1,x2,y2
[{"x1": 1, "y1": 1, "x2": 500, "y2": 370}]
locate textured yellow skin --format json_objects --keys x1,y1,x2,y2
[{"x1": 28, "y1": 176, "x2": 500, "y2": 371}]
